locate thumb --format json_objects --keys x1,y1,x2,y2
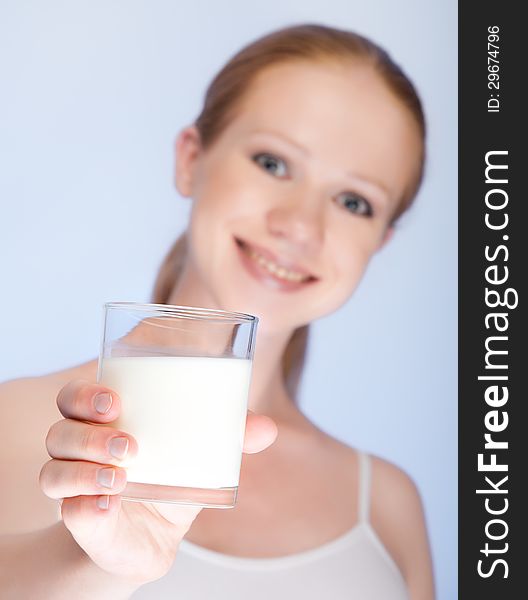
[{"x1": 243, "y1": 410, "x2": 278, "y2": 454}]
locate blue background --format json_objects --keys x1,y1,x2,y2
[{"x1": 0, "y1": 1, "x2": 457, "y2": 598}]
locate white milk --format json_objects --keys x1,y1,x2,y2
[{"x1": 99, "y1": 356, "x2": 252, "y2": 489}]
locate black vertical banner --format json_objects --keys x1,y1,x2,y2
[{"x1": 459, "y1": 2, "x2": 526, "y2": 598}]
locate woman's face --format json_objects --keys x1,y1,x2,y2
[{"x1": 174, "y1": 60, "x2": 422, "y2": 334}]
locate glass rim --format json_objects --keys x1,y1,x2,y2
[{"x1": 104, "y1": 302, "x2": 258, "y2": 324}]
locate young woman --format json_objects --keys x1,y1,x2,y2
[{"x1": 0, "y1": 24, "x2": 434, "y2": 599}]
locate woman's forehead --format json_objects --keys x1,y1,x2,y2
[
  {"x1": 220, "y1": 61, "x2": 422, "y2": 202},
  {"x1": 234, "y1": 60, "x2": 394, "y2": 123},
  {"x1": 228, "y1": 61, "x2": 419, "y2": 153}
]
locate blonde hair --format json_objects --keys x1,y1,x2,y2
[{"x1": 151, "y1": 23, "x2": 426, "y2": 401}]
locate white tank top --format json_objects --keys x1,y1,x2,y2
[{"x1": 132, "y1": 451, "x2": 409, "y2": 599}]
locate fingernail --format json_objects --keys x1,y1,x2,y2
[
  {"x1": 97, "y1": 495, "x2": 110, "y2": 510},
  {"x1": 94, "y1": 392, "x2": 113, "y2": 415},
  {"x1": 108, "y1": 436, "x2": 129, "y2": 460},
  {"x1": 97, "y1": 467, "x2": 116, "y2": 489}
]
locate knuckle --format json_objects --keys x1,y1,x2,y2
[
  {"x1": 45, "y1": 420, "x2": 62, "y2": 456},
  {"x1": 39, "y1": 461, "x2": 59, "y2": 498},
  {"x1": 38, "y1": 461, "x2": 49, "y2": 493},
  {"x1": 59, "y1": 497, "x2": 78, "y2": 526},
  {"x1": 70, "y1": 390, "x2": 85, "y2": 416},
  {"x1": 56, "y1": 380, "x2": 78, "y2": 411},
  {"x1": 79, "y1": 382, "x2": 101, "y2": 403},
  {"x1": 56, "y1": 379, "x2": 90, "y2": 416},
  {"x1": 73, "y1": 461, "x2": 88, "y2": 491},
  {"x1": 79, "y1": 425, "x2": 100, "y2": 457},
  {"x1": 76, "y1": 381, "x2": 100, "y2": 413}
]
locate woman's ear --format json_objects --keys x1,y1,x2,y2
[
  {"x1": 174, "y1": 125, "x2": 203, "y2": 198},
  {"x1": 377, "y1": 225, "x2": 394, "y2": 252}
]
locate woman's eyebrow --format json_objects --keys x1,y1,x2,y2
[
  {"x1": 249, "y1": 129, "x2": 310, "y2": 156},
  {"x1": 248, "y1": 129, "x2": 391, "y2": 204}
]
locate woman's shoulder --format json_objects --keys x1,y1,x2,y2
[
  {"x1": 0, "y1": 359, "x2": 99, "y2": 535},
  {"x1": 367, "y1": 451, "x2": 425, "y2": 543},
  {"x1": 1, "y1": 358, "x2": 99, "y2": 391},
  {"x1": 316, "y1": 434, "x2": 434, "y2": 596},
  {"x1": 306, "y1": 432, "x2": 423, "y2": 516},
  {"x1": 367, "y1": 451, "x2": 435, "y2": 599},
  {"x1": 0, "y1": 357, "x2": 99, "y2": 461},
  {"x1": 368, "y1": 452, "x2": 422, "y2": 506},
  {"x1": 314, "y1": 432, "x2": 422, "y2": 508}
]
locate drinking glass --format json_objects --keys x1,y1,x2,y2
[{"x1": 97, "y1": 302, "x2": 258, "y2": 508}]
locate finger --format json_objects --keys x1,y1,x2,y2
[
  {"x1": 56, "y1": 379, "x2": 121, "y2": 424},
  {"x1": 40, "y1": 459, "x2": 127, "y2": 499},
  {"x1": 242, "y1": 411, "x2": 278, "y2": 454},
  {"x1": 46, "y1": 419, "x2": 138, "y2": 466},
  {"x1": 60, "y1": 494, "x2": 121, "y2": 546}
]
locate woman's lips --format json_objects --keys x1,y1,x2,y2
[{"x1": 234, "y1": 237, "x2": 318, "y2": 292}]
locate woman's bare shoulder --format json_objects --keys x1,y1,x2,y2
[
  {"x1": 0, "y1": 359, "x2": 98, "y2": 535},
  {"x1": 2, "y1": 358, "x2": 94, "y2": 422},
  {"x1": 1, "y1": 358, "x2": 99, "y2": 393},
  {"x1": 368, "y1": 453, "x2": 435, "y2": 600},
  {"x1": 0, "y1": 358, "x2": 99, "y2": 460},
  {"x1": 311, "y1": 434, "x2": 435, "y2": 599}
]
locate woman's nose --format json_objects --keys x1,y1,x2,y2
[{"x1": 266, "y1": 195, "x2": 325, "y2": 255}]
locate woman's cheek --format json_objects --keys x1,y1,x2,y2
[{"x1": 335, "y1": 245, "x2": 372, "y2": 292}]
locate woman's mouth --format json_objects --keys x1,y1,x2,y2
[{"x1": 234, "y1": 237, "x2": 318, "y2": 292}]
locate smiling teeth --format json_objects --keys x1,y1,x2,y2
[{"x1": 247, "y1": 248, "x2": 309, "y2": 282}]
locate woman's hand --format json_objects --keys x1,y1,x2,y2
[{"x1": 39, "y1": 380, "x2": 277, "y2": 585}]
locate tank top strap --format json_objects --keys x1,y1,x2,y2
[{"x1": 357, "y1": 450, "x2": 372, "y2": 523}]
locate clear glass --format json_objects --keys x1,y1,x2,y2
[{"x1": 97, "y1": 302, "x2": 258, "y2": 508}]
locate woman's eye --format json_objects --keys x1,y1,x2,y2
[
  {"x1": 252, "y1": 153, "x2": 288, "y2": 177},
  {"x1": 335, "y1": 192, "x2": 373, "y2": 217}
]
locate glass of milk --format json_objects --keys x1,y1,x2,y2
[{"x1": 97, "y1": 302, "x2": 258, "y2": 508}]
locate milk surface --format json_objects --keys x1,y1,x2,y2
[{"x1": 99, "y1": 356, "x2": 252, "y2": 489}]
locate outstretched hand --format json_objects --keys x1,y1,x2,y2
[{"x1": 39, "y1": 380, "x2": 278, "y2": 584}]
